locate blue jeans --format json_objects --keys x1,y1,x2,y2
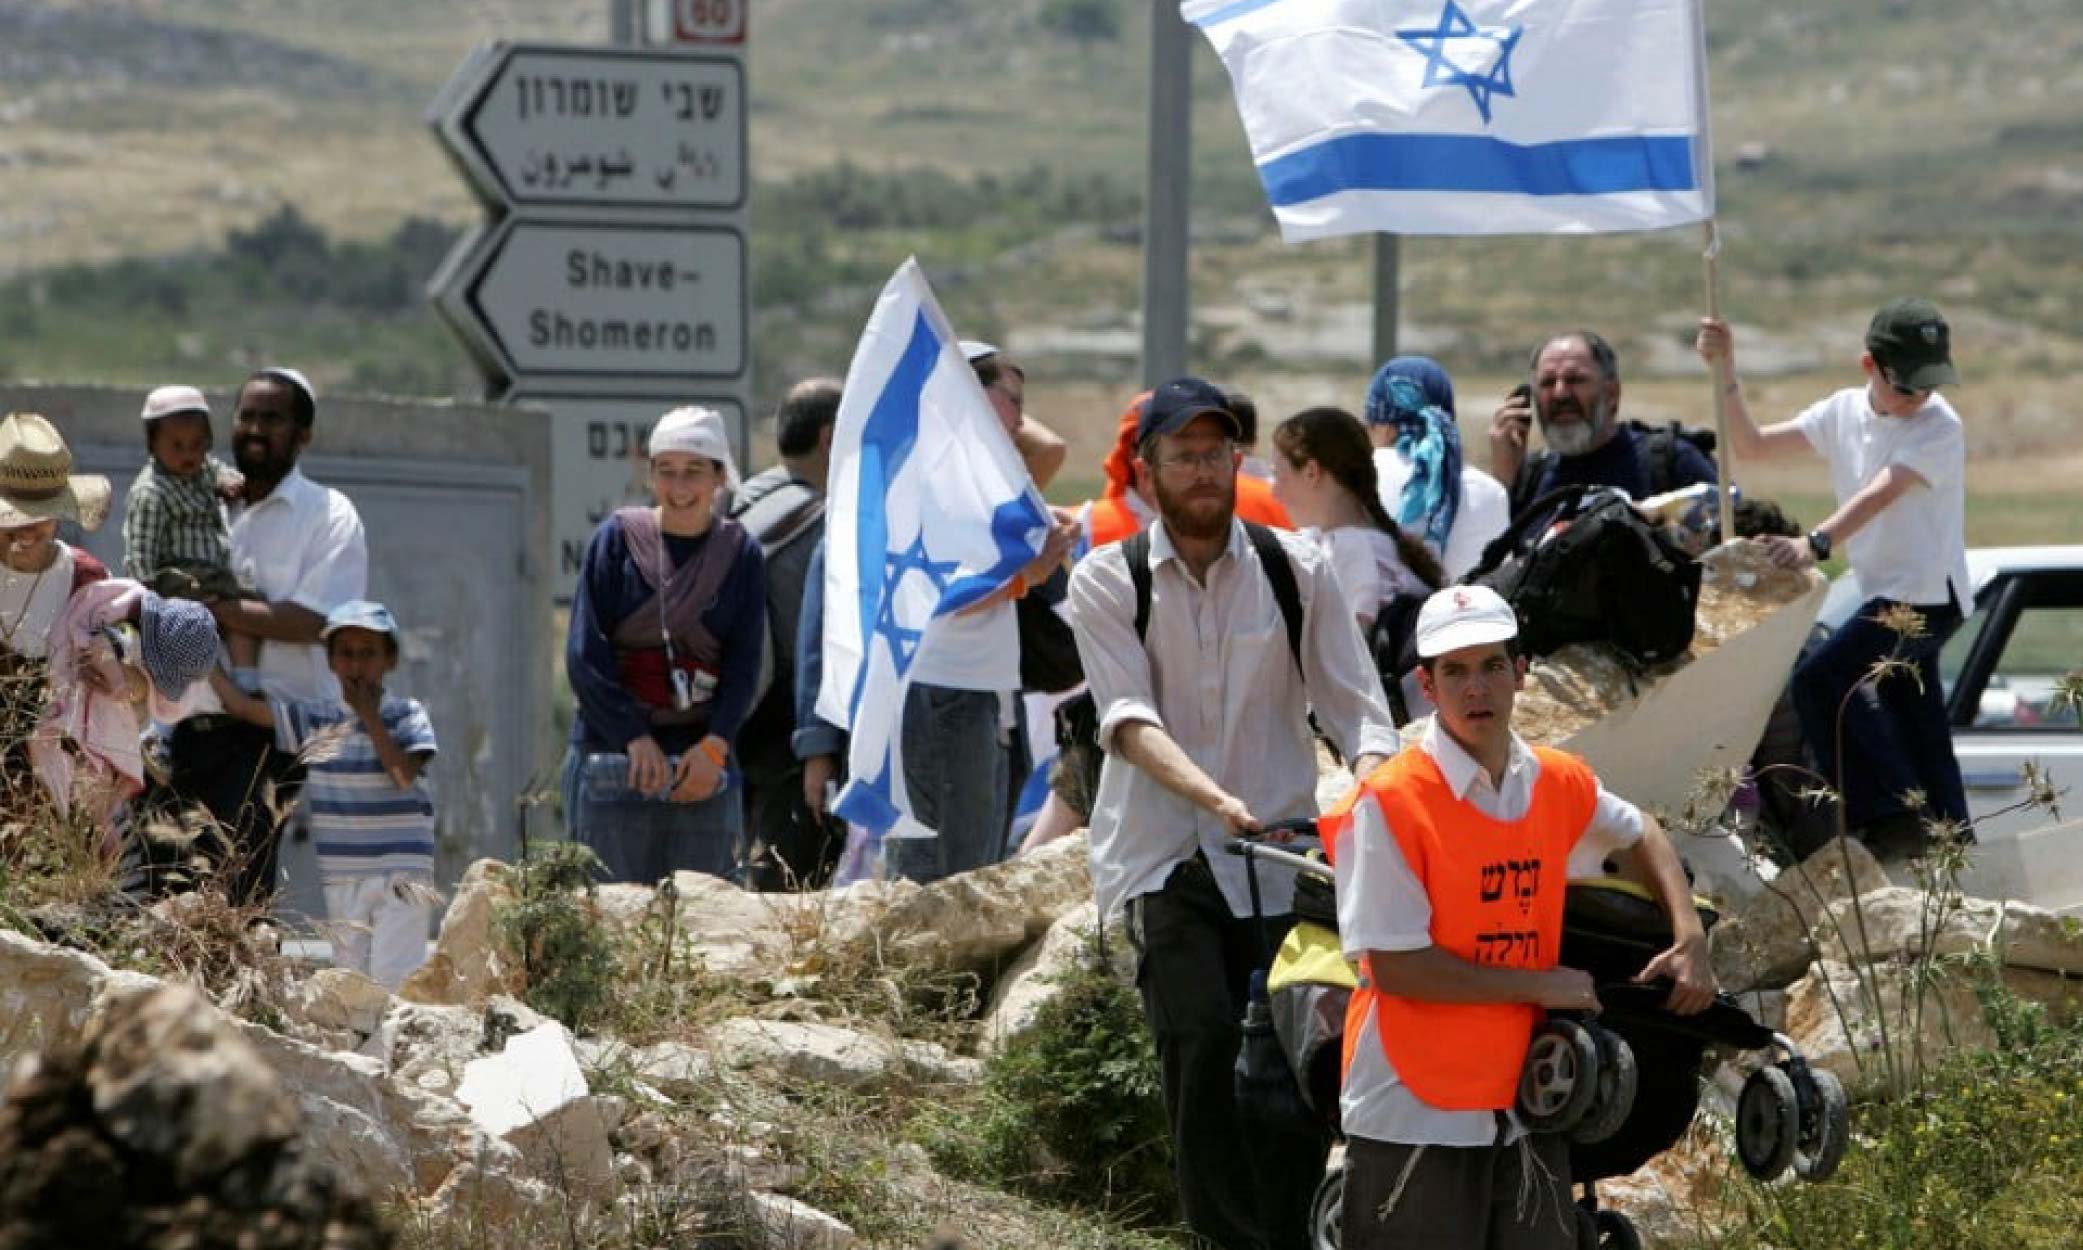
[
  {"x1": 887, "y1": 683, "x2": 1011, "y2": 883},
  {"x1": 561, "y1": 748, "x2": 743, "y2": 885},
  {"x1": 1792, "y1": 597, "x2": 1969, "y2": 831}
]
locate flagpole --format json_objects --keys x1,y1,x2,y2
[{"x1": 1701, "y1": 218, "x2": 1735, "y2": 547}]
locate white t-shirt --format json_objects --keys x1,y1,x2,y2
[
  {"x1": 1313, "y1": 525, "x2": 1424, "y2": 629},
  {"x1": 0, "y1": 542, "x2": 76, "y2": 659},
  {"x1": 1332, "y1": 719, "x2": 1645, "y2": 1147},
  {"x1": 1794, "y1": 387, "x2": 1972, "y2": 614},
  {"x1": 1373, "y1": 449, "x2": 1511, "y2": 581},
  {"x1": 908, "y1": 595, "x2": 1017, "y2": 693}
]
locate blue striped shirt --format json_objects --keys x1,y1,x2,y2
[{"x1": 270, "y1": 694, "x2": 439, "y2": 882}]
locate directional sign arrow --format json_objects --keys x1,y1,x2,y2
[
  {"x1": 428, "y1": 217, "x2": 746, "y2": 391},
  {"x1": 429, "y1": 42, "x2": 745, "y2": 213}
]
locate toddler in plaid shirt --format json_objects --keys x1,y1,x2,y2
[{"x1": 124, "y1": 385, "x2": 261, "y2": 689}]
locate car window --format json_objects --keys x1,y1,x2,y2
[{"x1": 1973, "y1": 601, "x2": 2083, "y2": 731}]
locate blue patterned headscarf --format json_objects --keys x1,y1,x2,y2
[{"x1": 1364, "y1": 356, "x2": 1462, "y2": 554}]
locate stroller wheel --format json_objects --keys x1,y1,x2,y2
[
  {"x1": 1569, "y1": 1024, "x2": 1638, "y2": 1146},
  {"x1": 1311, "y1": 1148, "x2": 1345, "y2": 1250},
  {"x1": 1736, "y1": 1065, "x2": 1800, "y2": 1181},
  {"x1": 1517, "y1": 1018, "x2": 1600, "y2": 1134},
  {"x1": 1792, "y1": 1066, "x2": 1850, "y2": 1182},
  {"x1": 1593, "y1": 1209, "x2": 1643, "y2": 1250}
]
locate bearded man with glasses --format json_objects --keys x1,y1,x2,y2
[
  {"x1": 1068, "y1": 376, "x2": 1398, "y2": 1250},
  {"x1": 1695, "y1": 298, "x2": 1973, "y2": 863}
]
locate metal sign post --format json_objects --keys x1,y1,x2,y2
[{"x1": 428, "y1": 37, "x2": 750, "y2": 603}]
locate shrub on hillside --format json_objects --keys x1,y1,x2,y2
[
  {"x1": 1700, "y1": 983, "x2": 2083, "y2": 1250},
  {"x1": 914, "y1": 934, "x2": 1174, "y2": 1222},
  {"x1": 494, "y1": 841, "x2": 618, "y2": 1033}
]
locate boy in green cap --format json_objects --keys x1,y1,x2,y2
[{"x1": 1695, "y1": 298, "x2": 1971, "y2": 860}]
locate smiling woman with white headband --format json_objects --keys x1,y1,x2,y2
[{"x1": 563, "y1": 405, "x2": 768, "y2": 884}]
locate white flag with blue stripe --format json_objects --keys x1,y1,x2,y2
[
  {"x1": 816, "y1": 258, "x2": 1050, "y2": 842},
  {"x1": 1187, "y1": 0, "x2": 1715, "y2": 239}
]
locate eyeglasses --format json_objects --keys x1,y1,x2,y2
[{"x1": 1152, "y1": 444, "x2": 1235, "y2": 474}]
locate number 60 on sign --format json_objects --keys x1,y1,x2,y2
[{"x1": 648, "y1": 0, "x2": 744, "y2": 43}]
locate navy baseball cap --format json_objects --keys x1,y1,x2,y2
[{"x1": 1136, "y1": 376, "x2": 1242, "y2": 449}]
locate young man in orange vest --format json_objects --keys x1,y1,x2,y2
[{"x1": 1327, "y1": 585, "x2": 1715, "y2": 1249}]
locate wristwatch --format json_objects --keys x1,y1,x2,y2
[{"x1": 1806, "y1": 529, "x2": 1833, "y2": 561}]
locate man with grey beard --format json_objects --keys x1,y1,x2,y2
[{"x1": 1488, "y1": 330, "x2": 1717, "y2": 521}]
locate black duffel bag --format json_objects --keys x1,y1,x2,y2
[{"x1": 1468, "y1": 484, "x2": 1701, "y2": 668}]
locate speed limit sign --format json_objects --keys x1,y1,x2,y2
[{"x1": 647, "y1": 0, "x2": 745, "y2": 44}]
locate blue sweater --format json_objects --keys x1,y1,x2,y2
[{"x1": 566, "y1": 513, "x2": 767, "y2": 756}]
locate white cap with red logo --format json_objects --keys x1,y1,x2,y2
[{"x1": 1414, "y1": 585, "x2": 1519, "y2": 658}]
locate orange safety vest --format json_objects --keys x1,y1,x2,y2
[{"x1": 1328, "y1": 745, "x2": 1597, "y2": 1111}]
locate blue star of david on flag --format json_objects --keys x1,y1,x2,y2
[
  {"x1": 1397, "y1": 0, "x2": 1523, "y2": 125},
  {"x1": 873, "y1": 534, "x2": 959, "y2": 675}
]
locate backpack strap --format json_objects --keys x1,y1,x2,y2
[
  {"x1": 1243, "y1": 522, "x2": 1305, "y2": 676},
  {"x1": 1125, "y1": 524, "x2": 1303, "y2": 679},
  {"x1": 1469, "y1": 482, "x2": 1597, "y2": 581},
  {"x1": 1509, "y1": 449, "x2": 1554, "y2": 520},
  {"x1": 1125, "y1": 529, "x2": 1154, "y2": 644}
]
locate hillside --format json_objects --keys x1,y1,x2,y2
[{"x1": 1, "y1": 0, "x2": 2080, "y2": 507}]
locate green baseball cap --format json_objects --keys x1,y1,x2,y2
[{"x1": 1865, "y1": 297, "x2": 1959, "y2": 390}]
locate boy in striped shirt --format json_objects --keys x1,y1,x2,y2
[{"x1": 211, "y1": 599, "x2": 438, "y2": 987}]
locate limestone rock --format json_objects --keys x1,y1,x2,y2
[
  {"x1": 624, "y1": 1039, "x2": 716, "y2": 1100},
  {"x1": 506, "y1": 1093, "x2": 624, "y2": 1201},
  {"x1": 1816, "y1": 886, "x2": 2083, "y2": 980},
  {"x1": 420, "y1": 1159, "x2": 557, "y2": 1230},
  {"x1": 86, "y1": 984, "x2": 303, "y2": 1186},
  {"x1": 295, "y1": 967, "x2": 394, "y2": 1041},
  {"x1": 455, "y1": 1020, "x2": 624, "y2": 1199},
  {"x1": 746, "y1": 1190, "x2": 858, "y2": 1250},
  {"x1": 238, "y1": 1014, "x2": 508, "y2": 1195},
  {"x1": 399, "y1": 858, "x2": 522, "y2": 1006},
  {"x1": 378, "y1": 999, "x2": 495, "y2": 1094},
  {"x1": 1710, "y1": 837, "x2": 1889, "y2": 992},
  {"x1": 0, "y1": 928, "x2": 161, "y2": 1068},
  {"x1": 817, "y1": 833, "x2": 1092, "y2": 978},
  {"x1": 977, "y1": 899, "x2": 1132, "y2": 1056},
  {"x1": 1597, "y1": 1119, "x2": 1740, "y2": 1245},
  {"x1": 706, "y1": 1018, "x2": 979, "y2": 1093},
  {"x1": 0, "y1": 984, "x2": 390, "y2": 1249},
  {"x1": 1784, "y1": 958, "x2": 1994, "y2": 1094}
]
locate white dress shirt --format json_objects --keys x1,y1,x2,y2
[
  {"x1": 228, "y1": 465, "x2": 368, "y2": 704},
  {"x1": 1332, "y1": 717, "x2": 1645, "y2": 1146},
  {"x1": 1068, "y1": 516, "x2": 1399, "y2": 920}
]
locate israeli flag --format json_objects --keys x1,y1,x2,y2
[
  {"x1": 815, "y1": 258, "x2": 1051, "y2": 842},
  {"x1": 1188, "y1": 0, "x2": 1716, "y2": 239}
]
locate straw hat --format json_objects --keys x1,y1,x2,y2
[{"x1": 0, "y1": 412, "x2": 112, "y2": 531}]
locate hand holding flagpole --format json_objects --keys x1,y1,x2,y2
[{"x1": 1701, "y1": 219, "x2": 1736, "y2": 548}]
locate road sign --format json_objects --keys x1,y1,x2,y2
[
  {"x1": 519, "y1": 393, "x2": 749, "y2": 603},
  {"x1": 431, "y1": 217, "x2": 745, "y2": 391},
  {"x1": 431, "y1": 43, "x2": 744, "y2": 212},
  {"x1": 646, "y1": 0, "x2": 746, "y2": 45}
]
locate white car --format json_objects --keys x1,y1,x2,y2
[{"x1": 1818, "y1": 547, "x2": 2083, "y2": 912}]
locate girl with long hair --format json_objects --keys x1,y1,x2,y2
[{"x1": 1270, "y1": 406, "x2": 1444, "y2": 631}]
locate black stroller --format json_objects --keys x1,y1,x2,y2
[{"x1": 1228, "y1": 833, "x2": 1850, "y2": 1250}]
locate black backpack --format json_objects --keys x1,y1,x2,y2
[
  {"x1": 1366, "y1": 590, "x2": 1429, "y2": 726},
  {"x1": 1469, "y1": 484, "x2": 1701, "y2": 668},
  {"x1": 1017, "y1": 564, "x2": 1085, "y2": 694},
  {"x1": 1508, "y1": 419, "x2": 1718, "y2": 520}
]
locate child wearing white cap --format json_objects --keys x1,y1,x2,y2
[
  {"x1": 208, "y1": 599, "x2": 440, "y2": 988},
  {"x1": 124, "y1": 385, "x2": 263, "y2": 690}
]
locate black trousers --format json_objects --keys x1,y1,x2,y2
[
  {"x1": 166, "y1": 718, "x2": 304, "y2": 908},
  {"x1": 1128, "y1": 855, "x2": 1328, "y2": 1250}
]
